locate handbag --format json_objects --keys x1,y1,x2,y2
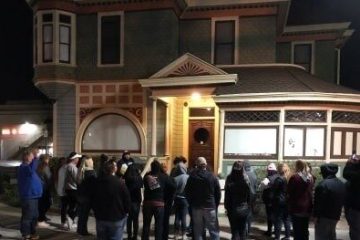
[{"x1": 235, "y1": 202, "x2": 250, "y2": 217}]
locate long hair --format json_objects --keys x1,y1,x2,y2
[
  {"x1": 277, "y1": 163, "x2": 291, "y2": 181},
  {"x1": 77, "y1": 155, "x2": 93, "y2": 184},
  {"x1": 37, "y1": 154, "x2": 50, "y2": 173},
  {"x1": 150, "y1": 160, "x2": 162, "y2": 175},
  {"x1": 228, "y1": 161, "x2": 250, "y2": 185},
  {"x1": 295, "y1": 160, "x2": 307, "y2": 173}
]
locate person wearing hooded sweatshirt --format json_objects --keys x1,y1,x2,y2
[
  {"x1": 142, "y1": 160, "x2": 176, "y2": 240},
  {"x1": 173, "y1": 160, "x2": 189, "y2": 240},
  {"x1": 18, "y1": 150, "x2": 42, "y2": 240},
  {"x1": 343, "y1": 151, "x2": 360, "y2": 240},
  {"x1": 259, "y1": 162, "x2": 278, "y2": 237},
  {"x1": 243, "y1": 160, "x2": 257, "y2": 236},
  {"x1": 288, "y1": 160, "x2": 314, "y2": 240},
  {"x1": 117, "y1": 151, "x2": 135, "y2": 177},
  {"x1": 314, "y1": 163, "x2": 345, "y2": 240},
  {"x1": 185, "y1": 157, "x2": 221, "y2": 240},
  {"x1": 225, "y1": 161, "x2": 251, "y2": 240}
]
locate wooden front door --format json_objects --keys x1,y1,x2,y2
[{"x1": 189, "y1": 120, "x2": 214, "y2": 171}]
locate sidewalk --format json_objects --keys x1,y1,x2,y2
[{"x1": 0, "y1": 202, "x2": 350, "y2": 240}]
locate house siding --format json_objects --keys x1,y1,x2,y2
[
  {"x1": 315, "y1": 40, "x2": 337, "y2": 83},
  {"x1": 276, "y1": 42, "x2": 291, "y2": 63},
  {"x1": 238, "y1": 16, "x2": 276, "y2": 64}
]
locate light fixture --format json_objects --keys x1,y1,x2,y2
[
  {"x1": 191, "y1": 92, "x2": 201, "y2": 101},
  {"x1": 19, "y1": 122, "x2": 38, "y2": 135},
  {"x1": 1, "y1": 129, "x2": 10, "y2": 135}
]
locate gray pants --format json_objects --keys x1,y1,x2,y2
[
  {"x1": 192, "y1": 208, "x2": 220, "y2": 240},
  {"x1": 346, "y1": 208, "x2": 360, "y2": 240},
  {"x1": 315, "y1": 217, "x2": 337, "y2": 240}
]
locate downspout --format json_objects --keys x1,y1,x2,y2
[{"x1": 336, "y1": 48, "x2": 341, "y2": 85}]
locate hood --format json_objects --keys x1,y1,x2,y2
[
  {"x1": 192, "y1": 168, "x2": 211, "y2": 180},
  {"x1": 243, "y1": 160, "x2": 251, "y2": 171},
  {"x1": 320, "y1": 163, "x2": 338, "y2": 178}
]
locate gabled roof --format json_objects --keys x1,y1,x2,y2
[
  {"x1": 140, "y1": 53, "x2": 237, "y2": 88},
  {"x1": 214, "y1": 65, "x2": 360, "y2": 104}
]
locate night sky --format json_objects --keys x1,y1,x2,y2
[{"x1": 1, "y1": 0, "x2": 359, "y2": 103}]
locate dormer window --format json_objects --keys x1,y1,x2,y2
[
  {"x1": 34, "y1": 10, "x2": 76, "y2": 66},
  {"x1": 292, "y1": 42, "x2": 314, "y2": 73},
  {"x1": 212, "y1": 17, "x2": 239, "y2": 65}
]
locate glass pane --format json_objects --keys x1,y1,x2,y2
[
  {"x1": 345, "y1": 132, "x2": 353, "y2": 155},
  {"x1": 357, "y1": 132, "x2": 360, "y2": 155},
  {"x1": 59, "y1": 26, "x2": 70, "y2": 44},
  {"x1": 82, "y1": 114, "x2": 140, "y2": 151},
  {"x1": 43, "y1": 25, "x2": 53, "y2": 43},
  {"x1": 294, "y1": 44, "x2": 311, "y2": 63},
  {"x1": 333, "y1": 131, "x2": 342, "y2": 155},
  {"x1": 215, "y1": 44, "x2": 234, "y2": 65},
  {"x1": 305, "y1": 128, "x2": 324, "y2": 156},
  {"x1": 224, "y1": 128, "x2": 277, "y2": 156},
  {"x1": 59, "y1": 44, "x2": 69, "y2": 62},
  {"x1": 44, "y1": 43, "x2": 53, "y2": 61},
  {"x1": 284, "y1": 128, "x2": 304, "y2": 157},
  {"x1": 215, "y1": 21, "x2": 235, "y2": 43},
  {"x1": 101, "y1": 15, "x2": 121, "y2": 64},
  {"x1": 42, "y1": 13, "x2": 53, "y2": 22},
  {"x1": 59, "y1": 14, "x2": 71, "y2": 24}
]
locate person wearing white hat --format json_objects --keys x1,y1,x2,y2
[{"x1": 64, "y1": 152, "x2": 82, "y2": 230}]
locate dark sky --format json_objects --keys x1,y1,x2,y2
[{"x1": 0, "y1": 0, "x2": 359, "y2": 102}]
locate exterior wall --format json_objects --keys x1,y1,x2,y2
[
  {"x1": 54, "y1": 85, "x2": 76, "y2": 157},
  {"x1": 238, "y1": 16, "x2": 276, "y2": 64},
  {"x1": 76, "y1": 10, "x2": 179, "y2": 80},
  {"x1": 171, "y1": 98, "x2": 185, "y2": 157},
  {"x1": 179, "y1": 19, "x2": 212, "y2": 62},
  {"x1": 315, "y1": 40, "x2": 337, "y2": 83},
  {"x1": 276, "y1": 42, "x2": 291, "y2": 63}
]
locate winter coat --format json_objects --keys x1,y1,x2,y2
[
  {"x1": 173, "y1": 164, "x2": 189, "y2": 198},
  {"x1": 124, "y1": 165, "x2": 143, "y2": 203},
  {"x1": 224, "y1": 176, "x2": 251, "y2": 212},
  {"x1": 271, "y1": 174, "x2": 288, "y2": 208},
  {"x1": 185, "y1": 168, "x2": 221, "y2": 209},
  {"x1": 143, "y1": 172, "x2": 176, "y2": 206},
  {"x1": 343, "y1": 160, "x2": 360, "y2": 211},
  {"x1": 288, "y1": 172, "x2": 314, "y2": 216},
  {"x1": 18, "y1": 158, "x2": 43, "y2": 199}
]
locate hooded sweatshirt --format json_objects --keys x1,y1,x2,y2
[
  {"x1": 185, "y1": 168, "x2": 221, "y2": 209},
  {"x1": 173, "y1": 164, "x2": 189, "y2": 198},
  {"x1": 343, "y1": 159, "x2": 360, "y2": 211},
  {"x1": 288, "y1": 171, "x2": 314, "y2": 216},
  {"x1": 18, "y1": 158, "x2": 43, "y2": 200}
]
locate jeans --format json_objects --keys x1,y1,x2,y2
[
  {"x1": 60, "y1": 196, "x2": 68, "y2": 224},
  {"x1": 292, "y1": 215, "x2": 310, "y2": 240},
  {"x1": 127, "y1": 202, "x2": 141, "y2": 239},
  {"x1": 65, "y1": 189, "x2": 78, "y2": 220},
  {"x1": 174, "y1": 197, "x2": 188, "y2": 233},
  {"x1": 20, "y1": 198, "x2": 39, "y2": 237},
  {"x1": 142, "y1": 205, "x2": 164, "y2": 240},
  {"x1": 346, "y1": 208, "x2": 360, "y2": 240},
  {"x1": 38, "y1": 189, "x2": 51, "y2": 222},
  {"x1": 265, "y1": 205, "x2": 273, "y2": 233},
  {"x1": 228, "y1": 212, "x2": 248, "y2": 240},
  {"x1": 77, "y1": 200, "x2": 91, "y2": 234},
  {"x1": 315, "y1": 217, "x2": 337, "y2": 240},
  {"x1": 192, "y1": 208, "x2": 220, "y2": 240},
  {"x1": 96, "y1": 217, "x2": 127, "y2": 240},
  {"x1": 162, "y1": 202, "x2": 173, "y2": 240},
  {"x1": 273, "y1": 206, "x2": 291, "y2": 240}
]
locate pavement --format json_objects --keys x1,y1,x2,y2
[{"x1": 0, "y1": 201, "x2": 350, "y2": 240}]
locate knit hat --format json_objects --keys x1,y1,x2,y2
[
  {"x1": 320, "y1": 163, "x2": 338, "y2": 177},
  {"x1": 267, "y1": 163, "x2": 277, "y2": 171}
]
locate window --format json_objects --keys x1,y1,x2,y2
[
  {"x1": 285, "y1": 110, "x2": 326, "y2": 122},
  {"x1": 82, "y1": 114, "x2": 141, "y2": 152},
  {"x1": 331, "y1": 128, "x2": 360, "y2": 158},
  {"x1": 225, "y1": 111, "x2": 280, "y2": 123},
  {"x1": 98, "y1": 12, "x2": 124, "y2": 66},
  {"x1": 42, "y1": 14, "x2": 53, "y2": 62},
  {"x1": 59, "y1": 14, "x2": 71, "y2": 63},
  {"x1": 292, "y1": 43, "x2": 313, "y2": 73},
  {"x1": 224, "y1": 127, "x2": 278, "y2": 158},
  {"x1": 35, "y1": 11, "x2": 75, "y2": 65},
  {"x1": 212, "y1": 18, "x2": 238, "y2": 65},
  {"x1": 284, "y1": 126, "x2": 325, "y2": 158},
  {"x1": 332, "y1": 111, "x2": 360, "y2": 124}
]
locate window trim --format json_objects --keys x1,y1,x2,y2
[
  {"x1": 34, "y1": 10, "x2": 76, "y2": 66},
  {"x1": 283, "y1": 125, "x2": 326, "y2": 159},
  {"x1": 59, "y1": 25, "x2": 71, "y2": 64},
  {"x1": 97, "y1": 11, "x2": 124, "y2": 67},
  {"x1": 291, "y1": 41, "x2": 315, "y2": 74},
  {"x1": 42, "y1": 24, "x2": 54, "y2": 63},
  {"x1": 331, "y1": 127, "x2": 360, "y2": 159},
  {"x1": 211, "y1": 17, "x2": 239, "y2": 66},
  {"x1": 223, "y1": 126, "x2": 279, "y2": 159}
]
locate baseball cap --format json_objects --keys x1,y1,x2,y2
[{"x1": 68, "y1": 151, "x2": 82, "y2": 160}]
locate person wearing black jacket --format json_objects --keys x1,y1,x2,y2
[
  {"x1": 124, "y1": 164, "x2": 143, "y2": 240},
  {"x1": 271, "y1": 164, "x2": 291, "y2": 240},
  {"x1": 343, "y1": 153, "x2": 360, "y2": 240},
  {"x1": 142, "y1": 160, "x2": 176, "y2": 240},
  {"x1": 185, "y1": 157, "x2": 221, "y2": 240},
  {"x1": 314, "y1": 163, "x2": 345, "y2": 240},
  {"x1": 225, "y1": 161, "x2": 251, "y2": 240},
  {"x1": 91, "y1": 159, "x2": 131, "y2": 240},
  {"x1": 243, "y1": 160, "x2": 257, "y2": 236}
]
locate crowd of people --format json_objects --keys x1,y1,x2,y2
[{"x1": 15, "y1": 147, "x2": 360, "y2": 240}]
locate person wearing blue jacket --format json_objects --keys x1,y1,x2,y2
[{"x1": 17, "y1": 149, "x2": 43, "y2": 240}]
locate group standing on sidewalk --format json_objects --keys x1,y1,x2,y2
[{"x1": 16, "y1": 148, "x2": 360, "y2": 240}]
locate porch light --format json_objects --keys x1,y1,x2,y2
[
  {"x1": 1, "y1": 129, "x2": 10, "y2": 135},
  {"x1": 19, "y1": 122, "x2": 38, "y2": 135},
  {"x1": 191, "y1": 92, "x2": 201, "y2": 101}
]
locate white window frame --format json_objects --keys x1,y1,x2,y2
[
  {"x1": 34, "y1": 10, "x2": 76, "y2": 66},
  {"x1": 211, "y1": 17, "x2": 239, "y2": 66},
  {"x1": 291, "y1": 41, "x2": 315, "y2": 74},
  {"x1": 97, "y1": 11, "x2": 124, "y2": 67}
]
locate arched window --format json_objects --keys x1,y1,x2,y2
[{"x1": 82, "y1": 113, "x2": 141, "y2": 152}]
